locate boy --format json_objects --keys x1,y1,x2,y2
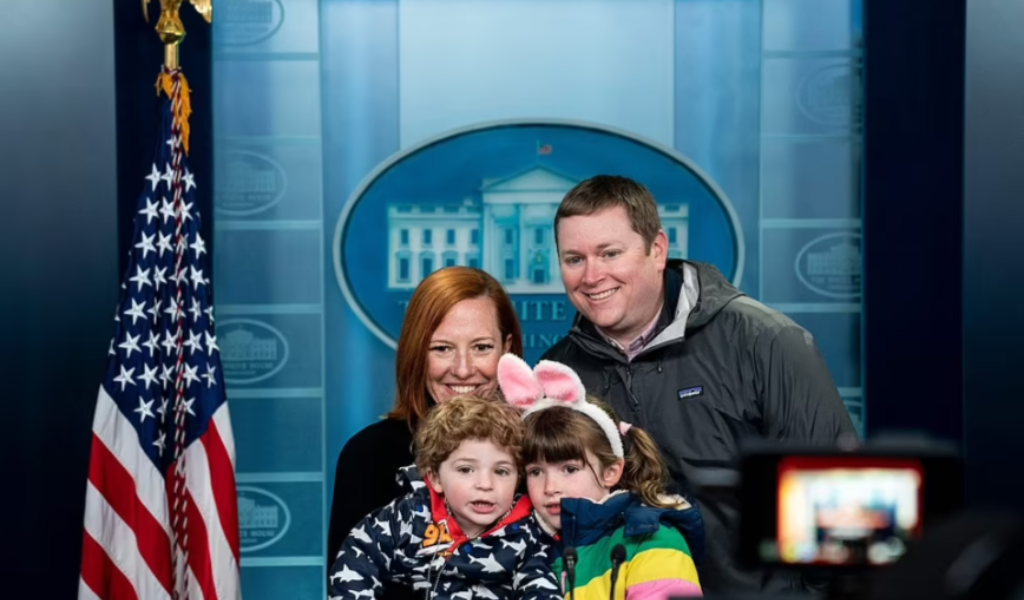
[{"x1": 329, "y1": 395, "x2": 560, "y2": 600}]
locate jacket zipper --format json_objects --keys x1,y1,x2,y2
[
  {"x1": 427, "y1": 559, "x2": 446, "y2": 600},
  {"x1": 425, "y1": 525, "x2": 494, "y2": 600},
  {"x1": 617, "y1": 364, "x2": 641, "y2": 415}
]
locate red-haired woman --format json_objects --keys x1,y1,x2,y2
[{"x1": 326, "y1": 267, "x2": 524, "y2": 597}]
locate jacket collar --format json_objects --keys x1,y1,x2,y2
[
  {"x1": 570, "y1": 262, "x2": 704, "y2": 361},
  {"x1": 567, "y1": 261, "x2": 746, "y2": 362},
  {"x1": 558, "y1": 491, "x2": 644, "y2": 546},
  {"x1": 557, "y1": 491, "x2": 706, "y2": 565},
  {"x1": 423, "y1": 478, "x2": 534, "y2": 553}
]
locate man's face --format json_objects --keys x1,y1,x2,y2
[{"x1": 556, "y1": 205, "x2": 668, "y2": 344}]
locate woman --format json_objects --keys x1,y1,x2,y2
[{"x1": 326, "y1": 267, "x2": 524, "y2": 581}]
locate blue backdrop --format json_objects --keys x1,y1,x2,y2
[
  {"x1": 23, "y1": 0, "x2": 1024, "y2": 597},
  {"x1": 210, "y1": 1, "x2": 863, "y2": 597}
]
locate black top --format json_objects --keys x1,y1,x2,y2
[{"x1": 326, "y1": 417, "x2": 416, "y2": 599}]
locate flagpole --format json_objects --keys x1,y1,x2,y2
[{"x1": 145, "y1": 4, "x2": 215, "y2": 600}]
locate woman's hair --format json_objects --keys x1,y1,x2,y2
[
  {"x1": 389, "y1": 267, "x2": 524, "y2": 430},
  {"x1": 415, "y1": 395, "x2": 525, "y2": 476},
  {"x1": 522, "y1": 397, "x2": 673, "y2": 508}
]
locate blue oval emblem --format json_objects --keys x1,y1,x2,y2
[
  {"x1": 215, "y1": 0, "x2": 285, "y2": 47},
  {"x1": 794, "y1": 232, "x2": 862, "y2": 299},
  {"x1": 237, "y1": 486, "x2": 292, "y2": 552},
  {"x1": 797, "y1": 64, "x2": 862, "y2": 127},
  {"x1": 333, "y1": 120, "x2": 744, "y2": 362},
  {"x1": 214, "y1": 150, "x2": 288, "y2": 216},
  {"x1": 219, "y1": 318, "x2": 290, "y2": 385}
]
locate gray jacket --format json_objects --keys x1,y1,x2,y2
[{"x1": 541, "y1": 260, "x2": 856, "y2": 595}]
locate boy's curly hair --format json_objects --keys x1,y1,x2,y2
[{"x1": 415, "y1": 395, "x2": 525, "y2": 476}]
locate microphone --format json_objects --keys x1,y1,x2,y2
[
  {"x1": 609, "y1": 544, "x2": 627, "y2": 600},
  {"x1": 563, "y1": 547, "x2": 578, "y2": 600}
]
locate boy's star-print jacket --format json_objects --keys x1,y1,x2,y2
[{"x1": 328, "y1": 475, "x2": 561, "y2": 600}]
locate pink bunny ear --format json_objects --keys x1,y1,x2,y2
[
  {"x1": 533, "y1": 360, "x2": 586, "y2": 405},
  {"x1": 497, "y1": 354, "x2": 543, "y2": 409}
]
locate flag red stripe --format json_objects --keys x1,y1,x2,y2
[
  {"x1": 185, "y1": 487, "x2": 219, "y2": 600},
  {"x1": 203, "y1": 419, "x2": 240, "y2": 560},
  {"x1": 164, "y1": 465, "x2": 219, "y2": 600},
  {"x1": 89, "y1": 434, "x2": 173, "y2": 593},
  {"x1": 81, "y1": 531, "x2": 141, "y2": 600},
  {"x1": 93, "y1": 386, "x2": 169, "y2": 527}
]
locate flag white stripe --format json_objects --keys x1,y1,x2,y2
[
  {"x1": 212, "y1": 403, "x2": 236, "y2": 468},
  {"x1": 187, "y1": 433, "x2": 241, "y2": 600},
  {"x1": 189, "y1": 565, "x2": 208, "y2": 600},
  {"x1": 93, "y1": 385, "x2": 170, "y2": 534},
  {"x1": 190, "y1": 561, "x2": 207, "y2": 597},
  {"x1": 78, "y1": 577, "x2": 103, "y2": 600},
  {"x1": 83, "y1": 481, "x2": 173, "y2": 600},
  {"x1": 172, "y1": 548, "x2": 211, "y2": 600}
]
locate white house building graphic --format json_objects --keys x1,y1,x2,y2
[{"x1": 386, "y1": 167, "x2": 689, "y2": 293}]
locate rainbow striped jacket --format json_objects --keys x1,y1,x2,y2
[{"x1": 547, "y1": 492, "x2": 704, "y2": 600}]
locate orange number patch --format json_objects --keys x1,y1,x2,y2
[{"x1": 423, "y1": 521, "x2": 454, "y2": 547}]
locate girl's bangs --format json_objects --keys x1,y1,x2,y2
[{"x1": 522, "y1": 407, "x2": 592, "y2": 465}]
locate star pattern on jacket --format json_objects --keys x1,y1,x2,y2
[{"x1": 328, "y1": 483, "x2": 560, "y2": 600}]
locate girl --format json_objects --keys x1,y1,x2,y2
[{"x1": 497, "y1": 354, "x2": 704, "y2": 600}]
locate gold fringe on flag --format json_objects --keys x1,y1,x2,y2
[{"x1": 155, "y1": 70, "x2": 193, "y2": 155}]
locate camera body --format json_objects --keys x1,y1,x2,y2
[{"x1": 737, "y1": 439, "x2": 964, "y2": 575}]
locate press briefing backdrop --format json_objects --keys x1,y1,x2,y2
[{"x1": 210, "y1": 1, "x2": 864, "y2": 597}]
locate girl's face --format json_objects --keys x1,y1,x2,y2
[{"x1": 525, "y1": 451, "x2": 623, "y2": 530}]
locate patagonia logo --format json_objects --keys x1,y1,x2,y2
[{"x1": 678, "y1": 386, "x2": 704, "y2": 399}]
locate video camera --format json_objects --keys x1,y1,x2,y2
[
  {"x1": 689, "y1": 439, "x2": 1024, "y2": 600},
  {"x1": 736, "y1": 438, "x2": 965, "y2": 575}
]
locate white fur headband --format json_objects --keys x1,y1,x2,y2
[{"x1": 496, "y1": 354, "x2": 624, "y2": 458}]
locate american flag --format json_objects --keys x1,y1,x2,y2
[{"x1": 79, "y1": 69, "x2": 241, "y2": 600}]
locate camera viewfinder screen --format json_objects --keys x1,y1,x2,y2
[{"x1": 774, "y1": 457, "x2": 924, "y2": 566}]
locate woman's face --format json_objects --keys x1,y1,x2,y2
[{"x1": 426, "y1": 296, "x2": 512, "y2": 404}]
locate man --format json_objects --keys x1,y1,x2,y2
[{"x1": 542, "y1": 175, "x2": 856, "y2": 595}]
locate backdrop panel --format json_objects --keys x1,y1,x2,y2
[{"x1": 211, "y1": 1, "x2": 863, "y2": 596}]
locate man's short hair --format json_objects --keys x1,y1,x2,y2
[
  {"x1": 415, "y1": 395, "x2": 525, "y2": 476},
  {"x1": 555, "y1": 175, "x2": 662, "y2": 252}
]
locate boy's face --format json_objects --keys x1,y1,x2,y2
[
  {"x1": 525, "y1": 452, "x2": 623, "y2": 531},
  {"x1": 428, "y1": 438, "x2": 519, "y2": 539}
]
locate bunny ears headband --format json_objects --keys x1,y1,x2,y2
[{"x1": 496, "y1": 354, "x2": 625, "y2": 458}]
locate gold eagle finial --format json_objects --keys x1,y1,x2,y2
[
  {"x1": 144, "y1": 0, "x2": 212, "y2": 26},
  {"x1": 143, "y1": 0, "x2": 212, "y2": 69}
]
